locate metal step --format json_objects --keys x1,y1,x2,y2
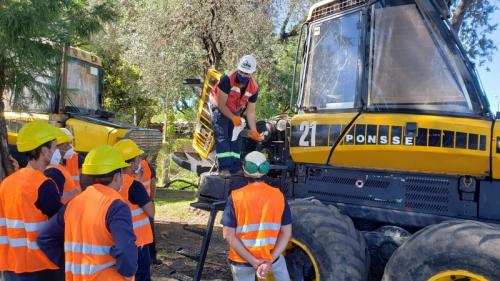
[
  {"x1": 176, "y1": 247, "x2": 200, "y2": 261},
  {"x1": 183, "y1": 224, "x2": 207, "y2": 236},
  {"x1": 190, "y1": 201, "x2": 213, "y2": 211}
]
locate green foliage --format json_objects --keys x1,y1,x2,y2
[
  {"x1": 99, "y1": 49, "x2": 158, "y2": 126},
  {"x1": 0, "y1": 0, "x2": 117, "y2": 96},
  {"x1": 0, "y1": 0, "x2": 117, "y2": 178},
  {"x1": 451, "y1": 0, "x2": 498, "y2": 67}
]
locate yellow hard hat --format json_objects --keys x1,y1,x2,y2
[
  {"x1": 17, "y1": 121, "x2": 63, "y2": 152},
  {"x1": 82, "y1": 145, "x2": 129, "y2": 175},
  {"x1": 57, "y1": 128, "x2": 74, "y2": 145},
  {"x1": 113, "y1": 139, "x2": 144, "y2": 161}
]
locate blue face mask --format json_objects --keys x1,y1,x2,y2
[{"x1": 236, "y1": 73, "x2": 250, "y2": 84}]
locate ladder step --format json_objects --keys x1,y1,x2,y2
[
  {"x1": 183, "y1": 224, "x2": 207, "y2": 236},
  {"x1": 190, "y1": 200, "x2": 226, "y2": 211},
  {"x1": 190, "y1": 201, "x2": 212, "y2": 211},
  {"x1": 176, "y1": 247, "x2": 200, "y2": 261}
]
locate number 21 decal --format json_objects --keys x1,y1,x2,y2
[{"x1": 299, "y1": 121, "x2": 317, "y2": 147}]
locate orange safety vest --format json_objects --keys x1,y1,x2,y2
[
  {"x1": 65, "y1": 153, "x2": 81, "y2": 189},
  {"x1": 139, "y1": 160, "x2": 152, "y2": 198},
  {"x1": 47, "y1": 164, "x2": 81, "y2": 204},
  {"x1": 120, "y1": 174, "x2": 153, "y2": 247},
  {"x1": 228, "y1": 182, "x2": 285, "y2": 263},
  {"x1": 64, "y1": 184, "x2": 130, "y2": 281},
  {"x1": 0, "y1": 168, "x2": 59, "y2": 273},
  {"x1": 210, "y1": 71, "x2": 259, "y2": 113}
]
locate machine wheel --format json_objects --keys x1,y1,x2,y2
[
  {"x1": 382, "y1": 220, "x2": 500, "y2": 281},
  {"x1": 285, "y1": 199, "x2": 369, "y2": 281}
]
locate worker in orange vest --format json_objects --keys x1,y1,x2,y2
[
  {"x1": 136, "y1": 158, "x2": 162, "y2": 265},
  {"x1": 114, "y1": 140, "x2": 155, "y2": 281},
  {"x1": 44, "y1": 128, "x2": 81, "y2": 204},
  {"x1": 221, "y1": 151, "x2": 292, "y2": 281},
  {"x1": 37, "y1": 145, "x2": 138, "y2": 280},
  {"x1": 0, "y1": 121, "x2": 64, "y2": 281},
  {"x1": 59, "y1": 128, "x2": 81, "y2": 189},
  {"x1": 209, "y1": 55, "x2": 263, "y2": 177}
]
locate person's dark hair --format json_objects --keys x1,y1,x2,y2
[
  {"x1": 88, "y1": 169, "x2": 122, "y2": 187},
  {"x1": 24, "y1": 141, "x2": 53, "y2": 161}
]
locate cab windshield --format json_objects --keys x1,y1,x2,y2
[
  {"x1": 299, "y1": 1, "x2": 484, "y2": 115},
  {"x1": 4, "y1": 57, "x2": 102, "y2": 113},
  {"x1": 368, "y1": 3, "x2": 474, "y2": 113},
  {"x1": 65, "y1": 58, "x2": 101, "y2": 111},
  {"x1": 300, "y1": 11, "x2": 361, "y2": 111}
]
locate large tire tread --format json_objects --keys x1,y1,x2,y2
[
  {"x1": 288, "y1": 200, "x2": 369, "y2": 281},
  {"x1": 383, "y1": 220, "x2": 500, "y2": 281}
]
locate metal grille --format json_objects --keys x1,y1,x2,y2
[
  {"x1": 310, "y1": 0, "x2": 366, "y2": 21},
  {"x1": 404, "y1": 176, "x2": 451, "y2": 214},
  {"x1": 318, "y1": 176, "x2": 390, "y2": 189}
]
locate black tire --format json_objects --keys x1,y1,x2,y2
[
  {"x1": 382, "y1": 220, "x2": 500, "y2": 281},
  {"x1": 286, "y1": 199, "x2": 369, "y2": 281}
]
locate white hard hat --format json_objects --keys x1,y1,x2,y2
[
  {"x1": 243, "y1": 151, "x2": 269, "y2": 178},
  {"x1": 237, "y1": 55, "x2": 257, "y2": 74},
  {"x1": 60, "y1": 128, "x2": 74, "y2": 138}
]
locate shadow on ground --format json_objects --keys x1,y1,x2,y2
[{"x1": 151, "y1": 189, "x2": 232, "y2": 281}]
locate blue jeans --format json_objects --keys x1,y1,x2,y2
[
  {"x1": 211, "y1": 107, "x2": 242, "y2": 173},
  {"x1": 136, "y1": 245, "x2": 151, "y2": 281}
]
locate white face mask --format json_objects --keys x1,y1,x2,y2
[
  {"x1": 50, "y1": 148, "x2": 62, "y2": 165},
  {"x1": 63, "y1": 146, "x2": 75, "y2": 160},
  {"x1": 135, "y1": 163, "x2": 142, "y2": 175}
]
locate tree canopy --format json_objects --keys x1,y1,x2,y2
[{"x1": 0, "y1": 0, "x2": 116, "y2": 178}]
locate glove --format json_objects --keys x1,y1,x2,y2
[
  {"x1": 250, "y1": 130, "x2": 261, "y2": 142},
  {"x1": 231, "y1": 116, "x2": 242, "y2": 127}
]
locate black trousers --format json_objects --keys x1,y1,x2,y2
[{"x1": 149, "y1": 217, "x2": 158, "y2": 260}]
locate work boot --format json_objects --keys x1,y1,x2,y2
[{"x1": 152, "y1": 258, "x2": 163, "y2": 265}]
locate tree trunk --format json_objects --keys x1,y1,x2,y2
[
  {"x1": 0, "y1": 64, "x2": 14, "y2": 180},
  {"x1": 451, "y1": 0, "x2": 473, "y2": 32}
]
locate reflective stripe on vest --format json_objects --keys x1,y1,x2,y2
[
  {"x1": 210, "y1": 71, "x2": 259, "y2": 113},
  {"x1": 0, "y1": 236, "x2": 40, "y2": 249},
  {"x1": 64, "y1": 184, "x2": 124, "y2": 280},
  {"x1": 120, "y1": 174, "x2": 153, "y2": 247},
  {"x1": 228, "y1": 182, "x2": 284, "y2": 263},
  {"x1": 65, "y1": 261, "x2": 115, "y2": 275},
  {"x1": 61, "y1": 188, "x2": 80, "y2": 201},
  {"x1": 64, "y1": 242, "x2": 111, "y2": 255},
  {"x1": 235, "y1": 223, "x2": 281, "y2": 233},
  {"x1": 47, "y1": 164, "x2": 80, "y2": 204},
  {"x1": 0, "y1": 168, "x2": 59, "y2": 272},
  {"x1": 0, "y1": 218, "x2": 47, "y2": 232}
]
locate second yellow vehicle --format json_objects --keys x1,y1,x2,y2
[{"x1": 3, "y1": 47, "x2": 162, "y2": 165}]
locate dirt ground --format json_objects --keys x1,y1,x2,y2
[{"x1": 151, "y1": 190, "x2": 232, "y2": 281}]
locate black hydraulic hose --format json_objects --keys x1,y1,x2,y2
[{"x1": 326, "y1": 110, "x2": 363, "y2": 165}]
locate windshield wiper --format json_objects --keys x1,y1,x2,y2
[{"x1": 299, "y1": 106, "x2": 318, "y2": 113}]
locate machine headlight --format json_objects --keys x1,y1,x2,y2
[{"x1": 276, "y1": 119, "x2": 288, "y2": 131}]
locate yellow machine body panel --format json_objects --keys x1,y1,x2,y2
[
  {"x1": 290, "y1": 113, "x2": 358, "y2": 163},
  {"x1": 5, "y1": 112, "x2": 129, "y2": 153},
  {"x1": 290, "y1": 113, "x2": 491, "y2": 177},
  {"x1": 192, "y1": 68, "x2": 221, "y2": 159},
  {"x1": 65, "y1": 118, "x2": 129, "y2": 152},
  {"x1": 4, "y1": 112, "x2": 55, "y2": 146},
  {"x1": 491, "y1": 121, "x2": 500, "y2": 179}
]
